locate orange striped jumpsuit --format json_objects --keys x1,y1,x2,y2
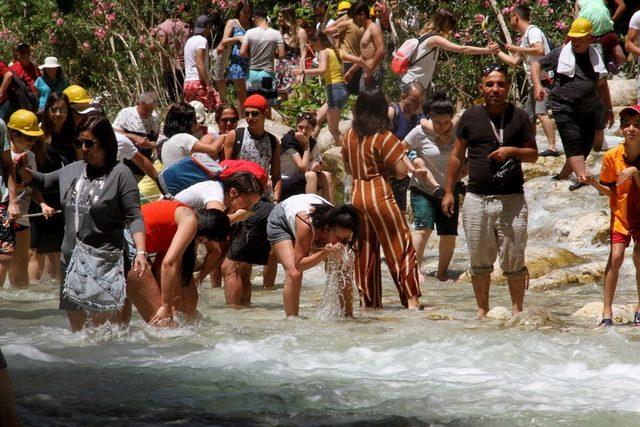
[{"x1": 342, "y1": 129, "x2": 421, "y2": 308}]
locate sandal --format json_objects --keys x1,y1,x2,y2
[
  {"x1": 569, "y1": 181, "x2": 587, "y2": 191},
  {"x1": 599, "y1": 318, "x2": 613, "y2": 327},
  {"x1": 539, "y1": 149, "x2": 560, "y2": 157},
  {"x1": 633, "y1": 312, "x2": 640, "y2": 326}
]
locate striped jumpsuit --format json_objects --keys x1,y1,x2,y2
[{"x1": 342, "y1": 129, "x2": 421, "y2": 308}]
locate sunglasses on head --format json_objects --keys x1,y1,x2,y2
[
  {"x1": 482, "y1": 64, "x2": 508, "y2": 77},
  {"x1": 219, "y1": 117, "x2": 239, "y2": 124},
  {"x1": 244, "y1": 110, "x2": 261, "y2": 118},
  {"x1": 74, "y1": 138, "x2": 96, "y2": 149},
  {"x1": 297, "y1": 112, "x2": 315, "y2": 121}
]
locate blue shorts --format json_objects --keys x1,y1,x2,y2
[
  {"x1": 411, "y1": 187, "x2": 459, "y2": 235},
  {"x1": 247, "y1": 69, "x2": 278, "y2": 105},
  {"x1": 326, "y1": 83, "x2": 348, "y2": 110}
]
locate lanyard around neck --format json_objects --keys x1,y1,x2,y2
[{"x1": 488, "y1": 110, "x2": 505, "y2": 147}]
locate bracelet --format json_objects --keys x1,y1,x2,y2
[{"x1": 136, "y1": 250, "x2": 148, "y2": 256}]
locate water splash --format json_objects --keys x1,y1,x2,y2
[{"x1": 315, "y1": 248, "x2": 355, "y2": 321}]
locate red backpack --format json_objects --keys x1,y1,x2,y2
[{"x1": 218, "y1": 159, "x2": 268, "y2": 188}]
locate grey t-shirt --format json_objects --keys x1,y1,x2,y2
[
  {"x1": 245, "y1": 26, "x2": 284, "y2": 73},
  {"x1": 31, "y1": 161, "x2": 145, "y2": 257},
  {"x1": 405, "y1": 125, "x2": 454, "y2": 195}
]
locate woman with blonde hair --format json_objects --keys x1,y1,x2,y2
[{"x1": 400, "y1": 8, "x2": 499, "y2": 90}]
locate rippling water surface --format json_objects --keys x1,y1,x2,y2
[{"x1": 3, "y1": 130, "x2": 640, "y2": 426}]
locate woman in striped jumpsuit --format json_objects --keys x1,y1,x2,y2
[{"x1": 342, "y1": 89, "x2": 422, "y2": 309}]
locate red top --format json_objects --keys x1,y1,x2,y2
[
  {"x1": 0, "y1": 61, "x2": 10, "y2": 76},
  {"x1": 142, "y1": 199, "x2": 188, "y2": 254},
  {"x1": 10, "y1": 61, "x2": 40, "y2": 91}
]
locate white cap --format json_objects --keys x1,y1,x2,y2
[
  {"x1": 39, "y1": 56, "x2": 61, "y2": 70},
  {"x1": 189, "y1": 100, "x2": 206, "y2": 124}
]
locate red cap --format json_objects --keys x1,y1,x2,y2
[
  {"x1": 243, "y1": 94, "x2": 268, "y2": 112},
  {"x1": 620, "y1": 105, "x2": 640, "y2": 117}
]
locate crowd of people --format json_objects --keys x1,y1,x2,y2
[{"x1": 4, "y1": 0, "x2": 640, "y2": 419}]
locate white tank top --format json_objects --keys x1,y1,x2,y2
[
  {"x1": 401, "y1": 36, "x2": 439, "y2": 88},
  {"x1": 280, "y1": 193, "x2": 331, "y2": 237}
]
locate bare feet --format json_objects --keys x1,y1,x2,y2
[{"x1": 436, "y1": 271, "x2": 454, "y2": 283}]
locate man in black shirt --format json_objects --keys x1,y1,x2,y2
[
  {"x1": 443, "y1": 64, "x2": 538, "y2": 318},
  {"x1": 531, "y1": 18, "x2": 614, "y2": 190}
]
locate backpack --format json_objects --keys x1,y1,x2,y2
[
  {"x1": 218, "y1": 159, "x2": 268, "y2": 187},
  {"x1": 7, "y1": 74, "x2": 38, "y2": 113},
  {"x1": 525, "y1": 25, "x2": 555, "y2": 84},
  {"x1": 232, "y1": 127, "x2": 278, "y2": 160},
  {"x1": 157, "y1": 152, "x2": 223, "y2": 196},
  {"x1": 526, "y1": 25, "x2": 554, "y2": 53},
  {"x1": 391, "y1": 33, "x2": 436, "y2": 76}
]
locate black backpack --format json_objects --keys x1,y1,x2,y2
[{"x1": 7, "y1": 75, "x2": 38, "y2": 113}]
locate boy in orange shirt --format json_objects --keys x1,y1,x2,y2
[{"x1": 587, "y1": 105, "x2": 640, "y2": 326}]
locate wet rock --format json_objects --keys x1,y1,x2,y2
[
  {"x1": 608, "y1": 78, "x2": 637, "y2": 107},
  {"x1": 321, "y1": 147, "x2": 348, "y2": 205},
  {"x1": 486, "y1": 306, "x2": 511, "y2": 320},
  {"x1": 573, "y1": 301, "x2": 636, "y2": 323},
  {"x1": 457, "y1": 247, "x2": 585, "y2": 284},
  {"x1": 504, "y1": 306, "x2": 561, "y2": 327},
  {"x1": 529, "y1": 262, "x2": 605, "y2": 292},
  {"x1": 426, "y1": 312, "x2": 454, "y2": 321},
  {"x1": 554, "y1": 210, "x2": 610, "y2": 245}
]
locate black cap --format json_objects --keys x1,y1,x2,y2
[{"x1": 194, "y1": 15, "x2": 211, "y2": 34}]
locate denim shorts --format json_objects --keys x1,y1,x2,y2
[
  {"x1": 266, "y1": 203, "x2": 295, "y2": 244},
  {"x1": 326, "y1": 83, "x2": 348, "y2": 110},
  {"x1": 411, "y1": 187, "x2": 459, "y2": 235},
  {"x1": 247, "y1": 69, "x2": 278, "y2": 105}
]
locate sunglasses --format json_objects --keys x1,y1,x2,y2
[
  {"x1": 74, "y1": 138, "x2": 97, "y2": 149},
  {"x1": 244, "y1": 110, "x2": 261, "y2": 118},
  {"x1": 482, "y1": 64, "x2": 508, "y2": 77},
  {"x1": 297, "y1": 112, "x2": 316, "y2": 121},
  {"x1": 219, "y1": 117, "x2": 239, "y2": 124}
]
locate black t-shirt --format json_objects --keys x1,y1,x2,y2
[
  {"x1": 536, "y1": 47, "x2": 603, "y2": 113},
  {"x1": 456, "y1": 104, "x2": 535, "y2": 195}
]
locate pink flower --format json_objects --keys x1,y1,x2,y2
[
  {"x1": 140, "y1": 52, "x2": 146, "y2": 59},
  {"x1": 474, "y1": 14, "x2": 485, "y2": 24},
  {"x1": 94, "y1": 27, "x2": 107, "y2": 40},
  {"x1": 106, "y1": 13, "x2": 116, "y2": 23},
  {"x1": 49, "y1": 34, "x2": 58, "y2": 45},
  {"x1": 139, "y1": 35, "x2": 146, "y2": 44},
  {"x1": 454, "y1": 32, "x2": 461, "y2": 39},
  {"x1": 82, "y1": 41, "x2": 91, "y2": 51},
  {"x1": 56, "y1": 18, "x2": 65, "y2": 26},
  {"x1": 538, "y1": 0, "x2": 549, "y2": 6},
  {"x1": 555, "y1": 20, "x2": 567, "y2": 30}
]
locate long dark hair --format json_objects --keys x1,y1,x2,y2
[
  {"x1": 422, "y1": 8, "x2": 457, "y2": 35},
  {"x1": 352, "y1": 89, "x2": 390, "y2": 138},
  {"x1": 179, "y1": 209, "x2": 231, "y2": 287},
  {"x1": 41, "y1": 93, "x2": 75, "y2": 153},
  {"x1": 310, "y1": 203, "x2": 360, "y2": 248},
  {"x1": 163, "y1": 102, "x2": 196, "y2": 138},
  {"x1": 234, "y1": 0, "x2": 253, "y2": 20},
  {"x1": 76, "y1": 115, "x2": 118, "y2": 167}
]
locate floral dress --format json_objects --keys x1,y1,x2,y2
[
  {"x1": 275, "y1": 34, "x2": 302, "y2": 94},
  {"x1": 227, "y1": 20, "x2": 249, "y2": 80}
]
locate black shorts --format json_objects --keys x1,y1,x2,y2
[
  {"x1": 30, "y1": 214, "x2": 64, "y2": 254},
  {"x1": 227, "y1": 198, "x2": 274, "y2": 265},
  {"x1": 554, "y1": 110, "x2": 596, "y2": 158},
  {"x1": 280, "y1": 173, "x2": 307, "y2": 201}
]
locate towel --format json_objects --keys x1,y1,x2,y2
[{"x1": 556, "y1": 42, "x2": 607, "y2": 79}]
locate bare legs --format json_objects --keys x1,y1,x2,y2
[
  {"x1": 222, "y1": 259, "x2": 253, "y2": 307},
  {"x1": 272, "y1": 240, "x2": 302, "y2": 317},
  {"x1": 537, "y1": 113, "x2": 557, "y2": 152},
  {"x1": 8, "y1": 229, "x2": 29, "y2": 288},
  {"x1": 471, "y1": 272, "x2": 526, "y2": 317},
  {"x1": 602, "y1": 242, "x2": 628, "y2": 320}
]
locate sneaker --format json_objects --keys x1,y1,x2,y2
[
  {"x1": 569, "y1": 181, "x2": 587, "y2": 191},
  {"x1": 633, "y1": 311, "x2": 640, "y2": 326},
  {"x1": 539, "y1": 149, "x2": 561, "y2": 157}
]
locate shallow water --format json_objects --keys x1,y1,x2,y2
[{"x1": 3, "y1": 128, "x2": 640, "y2": 426}]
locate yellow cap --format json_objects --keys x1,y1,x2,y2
[
  {"x1": 63, "y1": 84, "x2": 93, "y2": 104},
  {"x1": 338, "y1": 1, "x2": 351, "y2": 12},
  {"x1": 567, "y1": 17, "x2": 592, "y2": 38},
  {"x1": 7, "y1": 109, "x2": 43, "y2": 137}
]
